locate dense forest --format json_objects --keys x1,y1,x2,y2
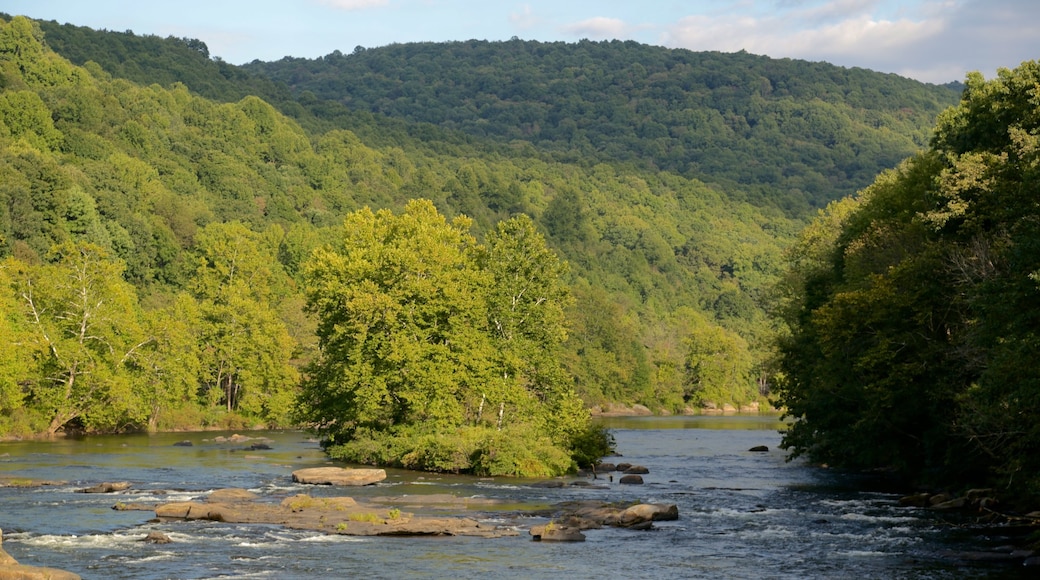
[
  {"x1": 775, "y1": 61, "x2": 1040, "y2": 503},
  {"x1": 244, "y1": 39, "x2": 962, "y2": 213},
  {"x1": 0, "y1": 14, "x2": 993, "y2": 478}
]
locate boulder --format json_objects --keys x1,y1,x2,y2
[
  {"x1": 595, "y1": 462, "x2": 616, "y2": 472},
  {"x1": 619, "y1": 475, "x2": 644, "y2": 485},
  {"x1": 615, "y1": 463, "x2": 633, "y2": 472},
  {"x1": 173, "y1": 440, "x2": 193, "y2": 447},
  {"x1": 562, "y1": 501, "x2": 679, "y2": 530},
  {"x1": 76, "y1": 481, "x2": 131, "y2": 494},
  {"x1": 931, "y1": 497, "x2": 967, "y2": 510},
  {"x1": 619, "y1": 503, "x2": 679, "y2": 523},
  {"x1": 898, "y1": 493, "x2": 932, "y2": 508},
  {"x1": 530, "y1": 524, "x2": 586, "y2": 542},
  {"x1": 623, "y1": 465, "x2": 649, "y2": 474},
  {"x1": 152, "y1": 496, "x2": 515, "y2": 538},
  {"x1": 748, "y1": 445, "x2": 769, "y2": 452},
  {"x1": 928, "y1": 492, "x2": 955, "y2": 506},
  {"x1": 292, "y1": 467, "x2": 386, "y2": 486},
  {"x1": 281, "y1": 494, "x2": 357, "y2": 512}
]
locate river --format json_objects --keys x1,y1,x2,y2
[{"x1": 0, "y1": 416, "x2": 1030, "y2": 579}]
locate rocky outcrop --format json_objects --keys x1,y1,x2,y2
[
  {"x1": 546, "y1": 500, "x2": 679, "y2": 531},
  {"x1": 153, "y1": 488, "x2": 516, "y2": 538},
  {"x1": 291, "y1": 467, "x2": 387, "y2": 486},
  {"x1": 0, "y1": 528, "x2": 81, "y2": 580},
  {"x1": 897, "y1": 489, "x2": 998, "y2": 511}
]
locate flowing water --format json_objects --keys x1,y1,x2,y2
[{"x1": 0, "y1": 416, "x2": 1030, "y2": 579}]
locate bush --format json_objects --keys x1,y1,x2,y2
[{"x1": 325, "y1": 423, "x2": 582, "y2": 477}]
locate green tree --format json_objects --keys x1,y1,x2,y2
[
  {"x1": 0, "y1": 257, "x2": 34, "y2": 433},
  {"x1": 298, "y1": 200, "x2": 597, "y2": 476},
  {"x1": 127, "y1": 293, "x2": 203, "y2": 431},
  {"x1": 774, "y1": 61, "x2": 1040, "y2": 500},
  {"x1": 13, "y1": 242, "x2": 149, "y2": 434},
  {"x1": 191, "y1": 222, "x2": 298, "y2": 425},
  {"x1": 682, "y1": 315, "x2": 755, "y2": 407}
]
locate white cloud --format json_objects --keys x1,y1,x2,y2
[
  {"x1": 662, "y1": 6, "x2": 945, "y2": 68},
  {"x1": 562, "y1": 16, "x2": 628, "y2": 39},
  {"x1": 317, "y1": 0, "x2": 389, "y2": 10}
]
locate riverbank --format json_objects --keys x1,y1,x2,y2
[{"x1": 589, "y1": 402, "x2": 778, "y2": 416}]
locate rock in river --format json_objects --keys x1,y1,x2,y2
[
  {"x1": 291, "y1": 467, "x2": 387, "y2": 486},
  {"x1": 0, "y1": 527, "x2": 81, "y2": 580},
  {"x1": 76, "y1": 481, "x2": 131, "y2": 494}
]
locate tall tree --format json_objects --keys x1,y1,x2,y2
[
  {"x1": 191, "y1": 222, "x2": 298, "y2": 424},
  {"x1": 13, "y1": 242, "x2": 149, "y2": 434}
]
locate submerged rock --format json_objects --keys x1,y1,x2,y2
[
  {"x1": 140, "y1": 531, "x2": 172, "y2": 544},
  {"x1": 77, "y1": 481, "x2": 131, "y2": 494},
  {"x1": 748, "y1": 445, "x2": 769, "y2": 452}
]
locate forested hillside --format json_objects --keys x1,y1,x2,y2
[
  {"x1": 0, "y1": 15, "x2": 811, "y2": 441},
  {"x1": 775, "y1": 61, "x2": 1040, "y2": 502},
  {"x1": 244, "y1": 39, "x2": 961, "y2": 213}
]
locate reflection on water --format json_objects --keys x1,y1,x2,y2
[
  {"x1": 0, "y1": 420, "x2": 1030, "y2": 579},
  {"x1": 595, "y1": 413, "x2": 789, "y2": 431}
]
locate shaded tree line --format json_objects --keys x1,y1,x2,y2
[{"x1": 774, "y1": 61, "x2": 1040, "y2": 503}]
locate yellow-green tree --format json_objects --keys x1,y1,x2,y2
[
  {"x1": 298, "y1": 200, "x2": 599, "y2": 476},
  {"x1": 191, "y1": 222, "x2": 298, "y2": 425},
  {"x1": 12, "y1": 242, "x2": 149, "y2": 434}
]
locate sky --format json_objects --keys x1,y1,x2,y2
[{"x1": 4, "y1": 0, "x2": 1038, "y2": 84}]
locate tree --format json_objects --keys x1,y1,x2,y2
[
  {"x1": 13, "y1": 242, "x2": 149, "y2": 434},
  {"x1": 191, "y1": 222, "x2": 298, "y2": 425},
  {"x1": 682, "y1": 316, "x2": 755, "y2": 407},
  {"x1": 298, "y1": 200, "x2": 598, "y2": 476},
  {"x1": 774, "y1": 61, "x2": 1040, "y2": 500},
  {"x1": 0, "y1": 257, "x2": 34, "y2": 433},
  {"x1": 127, "y1": 293, "x2": 202, "y2": 431}
]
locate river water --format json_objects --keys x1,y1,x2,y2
[{"x1": 0, "y1": 416, "x2": 1030, "y2": 579}]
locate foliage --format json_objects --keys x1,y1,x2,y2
[
  {"x1": 245, "y1": 39, "x2": 960, "y2": 214},
  {"x1": 298, "y1": 201, "x2": 594, "y2": 475},
  {"x1": 773, "y1": 61, "x2": 1040, "y2": 502},
  {"x1": 0, "y1": 14, "x2": 964, "y2": 439}
]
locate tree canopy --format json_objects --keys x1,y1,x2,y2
[
  {"x1": 773, "y1": 61, "x2": 1040, "y2": 503},
  {"x1": 296, "y1": 200, "x2": 597, "y2": 476}
]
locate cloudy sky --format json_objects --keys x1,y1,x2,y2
[{"x1": 5, "y1": 0, "x2": 1037, "y2": 84}]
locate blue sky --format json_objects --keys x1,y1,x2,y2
[{"x1": 4, "y1": 0, "x2": 1037, "y2": 84}]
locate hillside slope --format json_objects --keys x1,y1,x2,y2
[
  {"x1": 0, "y1": 15, "x2": 807, "y2": 433},
  {"x1": 244, "y1": 39, "x2": 962, "y2": 213}
]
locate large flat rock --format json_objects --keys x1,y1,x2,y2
[{"x1": 291, "y1": 467, "x2": 386, "y2": 486}]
